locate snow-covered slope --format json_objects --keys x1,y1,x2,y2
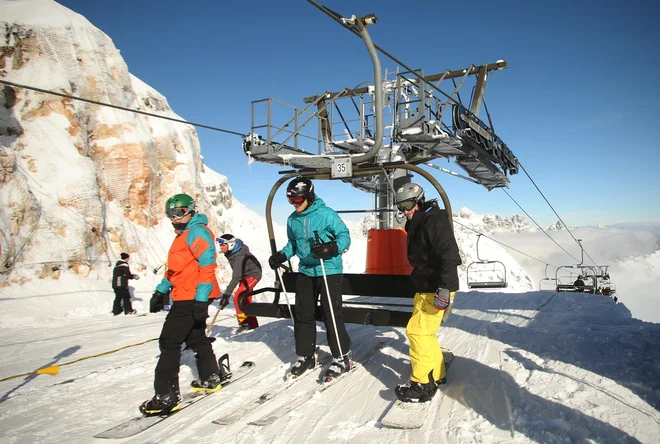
[{"x1": 0, "y1": 286, "x2": 657, "y2": 443}]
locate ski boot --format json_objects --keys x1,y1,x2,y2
[
  {"x1": 140, "y1": 385, "x2": 181, "y2": 416},
  {"x1": 191, "y1": 354, "x2": 231, "y2": 392},
  {"x1": 323, "y1": 350, "x2": 353, "y2": 382},
  {"x1": 395, "y1": 370, "x2": 437, "y2": 403},
  {"x1": 190, "y1": 373, "x2": 222, "y2": 393},
  {"x1": 289, "y1": 353, "x2": 317, "y2": 378},
  {"x1": 234, "y1": 324, "x2": 250, "y2": 335}
]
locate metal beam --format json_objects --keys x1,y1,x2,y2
[
  {"x1": 302, "y1": 61, "x2": 508, "y2": 103},
  {"x1": 469, "y1": 66, "x2": 489, "y2": 118}
]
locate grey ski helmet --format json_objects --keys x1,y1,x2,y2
[{"x1": 395, "y1": 183, "x2": 424, "y2": 210}]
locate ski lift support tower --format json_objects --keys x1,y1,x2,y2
[{"x1": 239, "y1": 2, "x2": 519, "y2": 327}]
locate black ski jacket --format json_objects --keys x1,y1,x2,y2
[
  {"x1": 112, "y1": 260, "x2": 137, "y2": 289},
  {"x1": 405, "y1": 200, "x2": 462, "y2": 292}
]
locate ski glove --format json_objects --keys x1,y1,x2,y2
[
  {"x1": 311, "y1": 241, "x2": 338, "y2": 260},
  {"x1": 219, "y1": 293, "x2": 231, "y2": 309},
  {"x1": 268, "y1": 252, "x2": 287, "y2": 270},
  {"x1": 132, "y1": 274, "x2": 140, "y2": 280},
  {"x1": 192, "y1": 301, "x2": 209, "y2": 326},
  {"x1": 150, "y1": 290, "x2": 166, "y2": 313},
  {"x1": 434, "y1": 288, "x2": 451, "y2": 310}
]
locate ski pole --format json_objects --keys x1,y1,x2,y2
[
  {"x1": 206, "y1": 303, "x2": 225, "y2": 336},
  {"x1": 314, "y1": 231, "x2": 344, "y2": 358},
  {"x1": 276, "y1": 267, "x2": 296, "y2": 326}
]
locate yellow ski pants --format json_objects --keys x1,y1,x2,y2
[{"x1": 406, "y1": 291, "x2": 455, "y2": 384}]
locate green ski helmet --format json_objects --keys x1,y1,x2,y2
[
  {"x1": 395, "y1": 183, "x2": 424, "y2": 211},
  {"x1": 165, "y1": 193, "x2": 195, "y2": 219}
]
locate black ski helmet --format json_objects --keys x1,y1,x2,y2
[{"x1": 286, "y1": 177, "x2": 315, "y2": 203}]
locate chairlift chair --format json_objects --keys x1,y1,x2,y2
[
  {"x1": 539, "y1": 264, "x2": 558, "y2": 290},
  {"x1": 466, "y1": 234, "x2": 507, "y2": 289}
]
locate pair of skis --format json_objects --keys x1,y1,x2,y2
[
  {"x1": 212, "y1": 341, "x2": 386, "y2": 426},
  {"x1": 94, "y1": 344, "x2": 450, "y2": 438},
  {"x1": 93, "y1": 360, "x2": 256, "y2": 439}
]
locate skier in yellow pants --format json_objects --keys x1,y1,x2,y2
[
  {"x1": 406, "y1": 291, "x2": 455, "y2": 388},
  {"x1": 394, "y1": 183, "x2": 461, "y2": 403}
]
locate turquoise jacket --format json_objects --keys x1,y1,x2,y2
[{"x1": 280, "y1": 196, "x2": 350, "y2": 277}]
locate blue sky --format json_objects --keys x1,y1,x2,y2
[{"x1": 57, "y1": 0, "x2": 659, "y2": 226}]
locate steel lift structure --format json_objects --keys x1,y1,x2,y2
[{"x1": 238, "y1": 2, "x2": 519, "y2": 327}]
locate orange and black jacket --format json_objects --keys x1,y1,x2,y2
[{"x1": 155, "y1": 212, "x2": 220, "y2": 302}]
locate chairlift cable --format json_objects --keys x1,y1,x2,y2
[
  {"x1": 501, "y1": 189, "x2": 580, "y2": 263},
  {"x1": 0, "y1": 79, "x2": 246, "y2": 137},
  {"x1": 518, "y1": 162, "x2": 599, "y2": 266},
  {"x1": 306, "y1": 0, "x2": 460, "y2": 106},
  {"x1": 452, "y1": 220, "x2": 559, "y2": 271}
]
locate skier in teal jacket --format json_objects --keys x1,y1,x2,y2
[{"x1": 269, "y1": 177, "x2": 352, "y2": 381}]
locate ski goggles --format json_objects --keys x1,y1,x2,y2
[
  {"x1": 396, "y1": 199, "x2": 417, "y2": 212},
  {"x1": 216, "y1": 238, "x2": 228, "y2": 245},
  {"x1": 287, "y1": 195, "x2": 306, "y2": 205},
  {"x1": 165, "y1": 207, "x2": 190, "y2": 219}
]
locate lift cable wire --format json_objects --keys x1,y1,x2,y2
[
  {"x1": 306, "y1": 0, "x2": 461, "y2": 107},
  {"x1": 452, "y1": 219, "x2": 559, "y2": 271},
  {"x1": 2, "y1": 48, "x2": 599, "y2": 275},
  {"x1": 306, "y1": 1, "x2": 606, "y2": 271},
  {"x1": 0, "y1": 79, "x2": 246, "y2": 137},
  {"x1": 425, "y1": 161, "x2": 587, "y2": 267},
  {"x1": 518, "y1": 162, "x2": 599, "y2": 266},
  {"x1": 501, "y1": 189, "x2": 581, "y2": 263}
]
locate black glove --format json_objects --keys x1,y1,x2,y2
[
  {"x1": 311, "y1": 241, "x2": 338, "y2": 259},
  {"x1": 268, "y1": 252, "x2": 287, "y2": 270},
  {"x1": 150, "y1": 290, "x2": 166, "y2": 313},
  {"x1": 192, "y1": 301, "x2": 209, "y2": 326},
  {"x1": 219, "y1": 293, "x2": 231, "y2": 308},
  {"x1": 132, "y1": 274, "x2": 140, "y2": 280},
  {"x1": 434, "y1": 288, "x2": 451, "y2": 310}
]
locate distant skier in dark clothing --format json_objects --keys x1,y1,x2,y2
[
  {"x1": 140, "y1": 193, "x2": 223, "y2": 416},
  {"x1": 112, "y1": 252, "x2": 139, "y2": 315},
  {"x1": 574, "y1": 276, "x2": 585, "y2": 292},
  {"x1": 393, "y1": 183, "x2": 462, "y2": 403},
  {"x1": 217, "y1": 233, "x2": 262, "y2": 332}
]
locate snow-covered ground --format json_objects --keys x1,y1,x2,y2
[{"x1": 0, "y1": 277, "x2": 658, "y2": 443}]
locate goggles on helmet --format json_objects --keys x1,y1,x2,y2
[
  {"x1": 216, "y1": 237, "x2": 228, "y2": 245},
  {"x1": 166, "y1": 207, "x2": 189, "y2": 219},
  {"x1": 287, "y1": 195, "x2": 306, "y2": 205},
  {"x1": 396, "y1": 199, "x2": 417, "y2": 212}
]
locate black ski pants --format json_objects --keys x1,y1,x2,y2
[
  {"x1": 112, "y1": 288, "x2": 133, "y2": 315},
  {"x1": 153, "y1": 300, "x2": 218, "y2": 396},
  {"x1": 294, "y1": 273, "x2": 351, "y2": 359}
]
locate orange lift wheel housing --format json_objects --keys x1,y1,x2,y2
[{"x1": 365, "y1": 228, "x2": 412, "y2": 275}]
